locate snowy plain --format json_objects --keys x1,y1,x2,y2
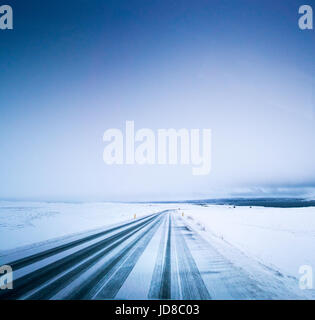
[
  {"x1": 178, "y1": 204, "x2": 315, "y2": 280},
  {"x1": 1, "y1": 200, "x2": 315, "y2": 297},
  {"x1": 0, "y1": 201, "x2": 161, "y2": 252}
]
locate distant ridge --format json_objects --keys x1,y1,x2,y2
[{"x1": 145, "y1": 198, "x2": 315, "y2": 208}]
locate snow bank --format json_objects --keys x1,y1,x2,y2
[{"x1": 179, "y1": 204, "x2": 315, "y2": 280}]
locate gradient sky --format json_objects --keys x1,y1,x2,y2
[{"x1": 0, "y1": 0, "x2": 314, "y2": 201}]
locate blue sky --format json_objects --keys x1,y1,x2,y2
[{"x1": 0, "y1": 0, "x2": 314, "y2": 200}]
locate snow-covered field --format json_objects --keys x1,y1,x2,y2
[
  {"x1": 0, "y1": 201, "x2": 163, "y2": 252},
  {"x1": 177, "y1": 204, "x2": 315, "y2": 283},
  {"x1": 1, "y1": 201, "x2": 315, "y2": 293}
]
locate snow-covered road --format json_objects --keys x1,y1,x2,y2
[{"x1": 0, "y1": 209, "x2": 312, "y2": 300}]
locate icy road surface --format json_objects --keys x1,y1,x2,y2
[{"x1": 0, "y1": 210, "x2": 312, "y2": 300}]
